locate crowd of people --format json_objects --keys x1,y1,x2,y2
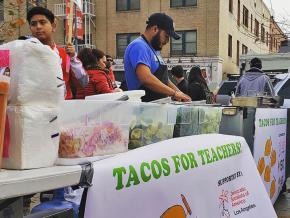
[{"x1": 22, "y1": 6, "x2": 274, "y2": 104}]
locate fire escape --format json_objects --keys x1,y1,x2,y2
[{"x1": 54, "y1": 0, "x2": 96, "y2": 50}]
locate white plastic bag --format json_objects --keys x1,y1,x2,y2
[{"x1": 0, "y1": 40, "x2": 64, "y2": 106}]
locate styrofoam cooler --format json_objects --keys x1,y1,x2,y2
[
  {"x1": 58, "y1": 100, "x2": 135, "y2": 160},
  {"x1": 128, "y1": 103, "x2": 177, "y2": 149},
  {"x1": 0, "y1": 39, "x2": 64, "y2": 106},
  {"x1": 2, "y1": 106, "x2": 59, "y2": 169}
]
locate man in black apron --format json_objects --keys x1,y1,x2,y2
[{"x1": 124, "y1": 13, "x2": 191, "y2": 102}]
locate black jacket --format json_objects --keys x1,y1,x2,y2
[
  {"x1": 177, "y1": 79, "x2": 188, "y2": 95},
  {"x1": 188, "y1": 82, "x2": 206, "y2": 101}
]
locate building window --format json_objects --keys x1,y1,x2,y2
[
  {"x1": 228, "y1": 34, "x2": 232, "y2": 57},
  {"x1": 229, "y1": 0, "x2": 233, "y2": 13},
  {"x1": 242, "y1": 6, "x2": 249, "y2": 28},
  {"x1": 27, "y1": 0, "x2": 47, "y2": 12},
  {"x1": 266, "y1": 32, "x2": 269, "y2": 46},
  {"x1": 116, "y1": 33, "x2": 139, "y2": 58},
  {"x1": 116, "y1": 0, "x2": 140, "y2": 11},
  {"x1": 250, "y1": 14, "x2": 253, "y2": 32},
  {"x1": 237, "y1": 0, "x2": 240, "y2": 26},
  {"x1": 237, "y1": 40, "x2": 240, "y2": 66},
  {"x1": 170, "y1": 0, "x2": 197, "y2": 7},
  {"x1": 261, "y1": 25, "x2": 265, "y2": 43},
  {"x1": 171, "y1": 30, "x2": 197, "y2": 56},
  {"x1": 242, "y1": 44, "x2": 248, "y2": 54},
  {"x1": 254, "y1": 19, "x2": 259, "y2": 37}
]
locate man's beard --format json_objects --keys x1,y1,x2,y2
[{"x1": 151, "y1": 31, "x2": 162, "y2": 51}]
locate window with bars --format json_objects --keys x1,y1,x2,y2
[
  {"x1": 254, "y1": 19, "x2": 259, "y2": 37},
  {"x1": 116, "y1": 33, "x2": 139, "y2": 58},
  {"x1": 116, "y1": 0, "x2": 140, "y2": 11},
  {"x1": 170, "y1": 30, "x2": 197, "y2": 56},
  {"x1": 242, "y1": 44, "x2": 248, "y2": 54},
  {"x1": 228, "y1": 34, "x2": 232, "y2": 57},
  {"x1": 261, "y1": 25, "x2": 265, "y2": 43},
  {"x1": 170, "y1": 0, "x2": 197, "y2": 7},
  {"x1": 250, "y1": 14, "x2": 253, "y2": 32},
  {"x1": 242, "y1": 6, "x2": 249, "y2": 28}
]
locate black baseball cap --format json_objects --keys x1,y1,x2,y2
[{"x1": 146, "y1": 13, "x2": 180, "y2": 40}]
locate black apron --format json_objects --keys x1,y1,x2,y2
[{"x1": 140, "y1": 35, "x2": 169, "y2": 102}]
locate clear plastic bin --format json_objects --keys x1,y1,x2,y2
[
  {"x1": 59, "y1": 100, "x2": 134, "y2": 158},
  {"x1": 198, "y1": 106, "x2": 223, "y2": 134},
  {"x1": 173, "y1": 105, "x2": 199, "y2": 137},
  {"x1": 173, "y1": 105, "x2": 223, "y2": 137},
  {"x1": 128, "y1": 103, "x2": 177, "y2": 149}
]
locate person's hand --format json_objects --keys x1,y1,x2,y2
[
  {"x1": 113, "y1": 88, "x2": 122, "y2": 92},
  {"x1": 173, "y1": 91, "x2": 191, "y2": 102},
  {"x1": 65, "y1": 43, "x2": 76, "y2": 58}
]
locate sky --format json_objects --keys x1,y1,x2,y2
[{"x1": 264, "y1": 0, "x2": 290, "y2": 34}]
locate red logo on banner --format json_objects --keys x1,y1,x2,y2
[{"x1": 66, "y1": 0, "x2": 83, "y2": 41}]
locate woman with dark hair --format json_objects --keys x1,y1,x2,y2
[
  {"x1": 76, "y1": 48, "x2": 121, "y2": 98},
  {"x1": 187, "y1": 66, "x2": 214, "y2": 103}
]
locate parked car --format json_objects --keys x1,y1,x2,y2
[
  {"x1": 215, "y1": 80, "x2": 237, "y2": 105},
  {"x1": 273, "y1": 73, "x2": 290, "y2": 107}
]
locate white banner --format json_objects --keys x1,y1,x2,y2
[
  {"x1": 253, "y1": 108, "x2": 287, "y2": 204},
  {"x1": 85, "y1": 134, "x2": 276, "y2": 218}
]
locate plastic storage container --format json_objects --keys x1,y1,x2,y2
[
  {"x1": 173, "y1": 105, "x2": 199, "y2": 138},
  {"x1": 128, "y1": 102, "x2": 177, "y2": 149},
  {"x1": 85, "y1": 92, "x2": 125, "y2": 101},
  {"x1": 0, "y1": 81, "x2": 9, "y2": 168},
  {"x1": 85, "y1": 90, "x2": 145, "y2": 102},
  {"x1": 198, "y1": 106, "x2": 223, "y2": 134},
  {"x1": 58, "y1": 100, "x2": 135, "y2": 159},
  {"x1": 123, "y1": 90, "x2": 145, "y2": 102},
  {"x1": 31, "y1": 189, "x2": 78, "y2": 218},
  {"x1": 173, "y1": 106, "x2": 223, "y2": 137}
]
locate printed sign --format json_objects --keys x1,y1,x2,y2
[
  {"x1": 0, "y1": 50, "x2": 10, "y2": 68},
  {"x1": 85, "y1": 134, "x2": 276, "y2": 218},
  {"x1": 253, "y1": 108, "x2": 287, "y2": 204}
]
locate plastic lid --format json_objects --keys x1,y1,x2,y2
[
  {"x1": 123, "y1": 90, "x2": 145, "y2": 96},
  {"x1": 0, "y1": 81, "x2": 9, "y2": 94}
]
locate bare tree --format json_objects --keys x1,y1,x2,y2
[{"x1": 0, "y1": 0, "x2": 37, "y2": 40}]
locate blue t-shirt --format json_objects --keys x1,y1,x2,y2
[{"x1": 124, "y1": 37, "x2": 165, "y2": 90}]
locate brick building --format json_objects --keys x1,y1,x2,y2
[{"x1": 0, "y1": 0, "x2": 286, "y2": 85}]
